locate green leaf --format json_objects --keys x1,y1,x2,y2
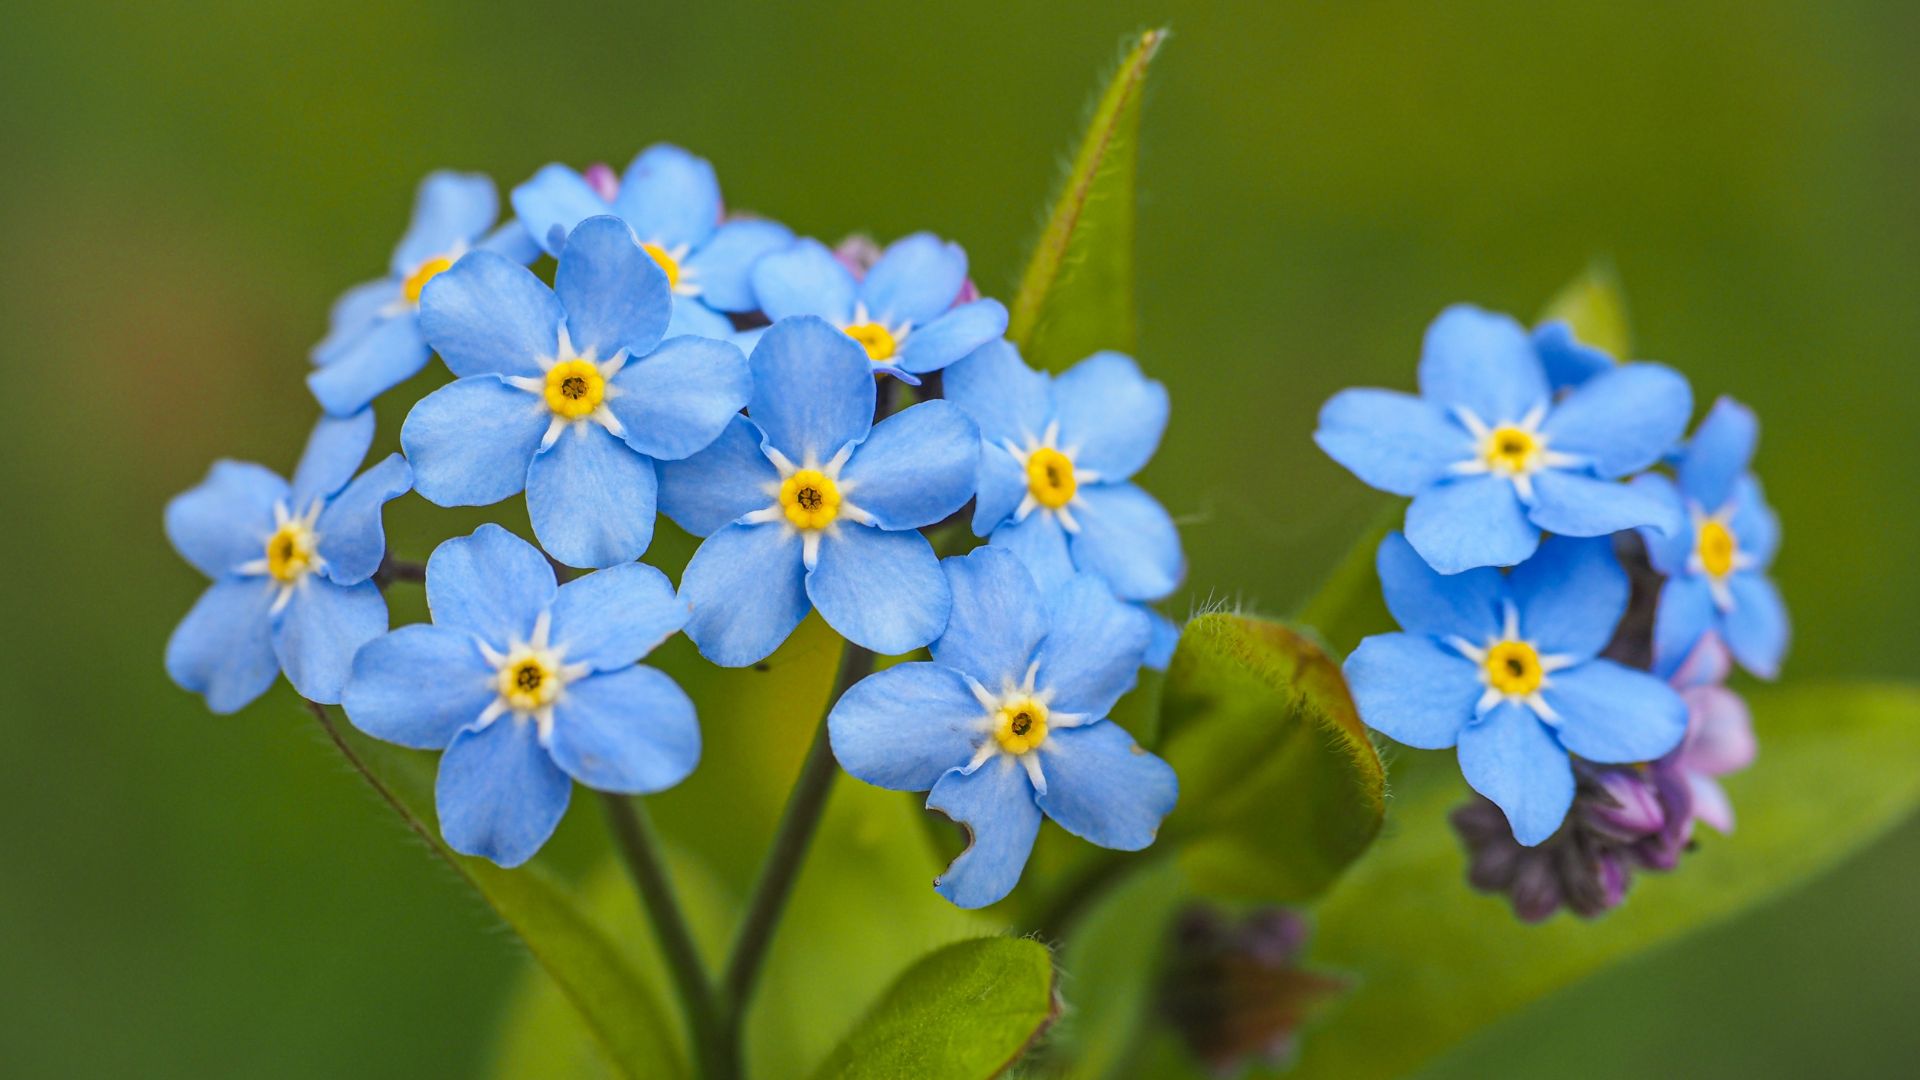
[
  {"x1": 1006, "y1": 27, "x2": 1166, "y2": 371},
  {"x1": 1538, "y1": 258, "x2": 1631, "y2": 359},
  {"x1": 1157, "y1": 613, "x2": 1386, "y2": 902},
  {"x1": 808, "y1": 937, "x2": 1059, "y2": 1080},
  {"x1": 1292, "y1": 681, "x2": 1920, "y2": 1079}
]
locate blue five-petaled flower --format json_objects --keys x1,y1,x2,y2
[
  {"x1": 1345, "y1": 532, "x2": 1687, "y2": 845},
  {"x1": 829, "y1": 547, "x2": 1178, "y2": 908},
  {"x1": 1315, "y1": 304, "x2": 1693, "y2": 575},
  {"x1": 342, "y1": 525, "x2": 699, "y2": 868},
  {"x1": 658, "y1": 316, "x2": 980, "y2": 667},
  {"x1": 165, "y1": 409, "x2": 412, "y2": 712},
  {"x1": 402, "y1": 215, "x2": 751, "y2": 569},
  {"x1": 309, "y1": 172, "x2": 538, "y2": 417}
]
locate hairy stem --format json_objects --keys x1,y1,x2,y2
[{"x1": 372, "y1": 556, "x2": 427, "y2": 586}]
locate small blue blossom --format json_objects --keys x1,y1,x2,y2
[
  {"x1": 1315, "y1": 304, "x2": 1692, "y2": 575},
  {"x1": 165, "y1": 410, "x2": 412, "y2": 712},
  {"x1": 657, "y1": 316, "x2": 979, "y2": 667},
  {"x1": 309, "y1": 172, "x2": 538, "y2": 417},
  {"x1": 511, "y1": 144, "x2": 792, "y2": 339},
  {"x1": 1633, "y1": 397, "x2": 1789, "y2": 679},
  {"x1": 342, "y1": 525, "x2": 698, "y2": 867},
  {"x1": 402, "y1": 215, "x2": 751, "y2": 570},
  {"x1": 1345, "y1": 532, "x2": 1687, "y2": 845},
  {"x1": 828, "y1": 547, "x2": 1178, "y2": 908},
  {"x1": 747, "y1": 232, "x2": 1008, "y2": 382}
]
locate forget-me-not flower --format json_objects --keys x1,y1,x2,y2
[
  {"x1": 657, "y1": 316, "x2": 979, "y2": 667},
  {"x1": 165, "y1": 409, "x2": 412, "y2": 712},
  {"x1": 402, "y1": 215, "x2": 750, "y2": 569},
  {"x1": 747, "y1": 233, "x2": 1008, "y2": 382},
  {"x1": 309, "y1": 172, "x2": 538, "y2": 416},
  {"x1": 1315, "y1": 304, "x2": 1691, "y2": 574},
  {"x1": 1633, "y1": 396, "x2": 1789, "y2": 678},
  {"x1": 342, "y1": 525, "x2": 698, "y2": 867},
  {"x1": 511, "y1": 144, "x2": 791, "y2": 340},
  {"x1": 828, "y1": 547, "x2": 1178, "y2": 908},
  {"x1": 1345, "y1": 532, "x2": 1687, "y2": 845}
]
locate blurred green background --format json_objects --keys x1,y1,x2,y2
[{"x1": 3, "y1": 0, "x2": 1915, "y2": 1076}]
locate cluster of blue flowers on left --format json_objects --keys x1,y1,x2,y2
[{"x1": 165, "y1": 146, "x2": 1184, "y2": 896}]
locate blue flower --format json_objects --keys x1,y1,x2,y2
[
  {"x1": 828, "y1": 547, "x2": 1177, "y2": 908},
  {"x1": 657, "y1": 316, "x2": 979, "y2": 666},
  {"x1": 943, "y1": 341, "x2": 1185, "y2": 605},
  {"x1": 1344, "y1": 532, "x2": 1687, "y2": 845},
  {"x1": 511, "y1": 144, "x2": 792, "y2": 340},
  {"x1": 1531, "y1": 319, "x2": 1615, "y2": 391},
  {"x1": 309, "y1": 172, "x2": 538, "y2": 417},
  {"x1": 342, "y1": 525, "x2": 698, "y2": 867},
  {"x1": 403, "y1": 215, "x2": 751, "y2": 569},
  {"x1": 1633, "y1": 397, "x2": 1789, "y2": 679},
  {"x1": 747, "y1": 232, "x2": 1008, "y2": 382},
  {"x1": 1315, "y1": 304, "x2": 1692, "y2": 574},
  {"x1": 165, "y1": 410, "x2": 412, "y2": 712}
]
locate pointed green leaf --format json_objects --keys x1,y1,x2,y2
[
  {"x1": 1007, "y1": 28, "x2": 1166, "y2": 371},
  {"x1": 1538, "y1": 259, "x2": 1632, "y2": 359}
]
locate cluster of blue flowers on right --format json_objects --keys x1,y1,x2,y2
[{"x1": 1318, "y1": 304, "x2": 1785, "y2": 918}]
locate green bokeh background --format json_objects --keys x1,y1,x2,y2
[{"x1": 3, "y1": 1, "x2": 1915, "y2": 1076}]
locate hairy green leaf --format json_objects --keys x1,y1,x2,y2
[{"x1": 1538, "y1": 259, "x2": 1632, "y2": 359}]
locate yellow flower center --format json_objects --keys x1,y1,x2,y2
[
  {"x1": 843, "y1": 322, "x2": 898, "y2": 362},
  {"x1": 1026, "y1": 447, "x2": 1078, "y2": 510},
  {"x1": 780, "y1": 469, "x2": 842, "y2": 530},
  {"x1": 1483, "y1": 640, "x2": 1545, "y2": 697},
  {"x1": 1482, "y1": 425, "x2": 1543, "y2": 475},
  {"x1": 1696, "y1": 519, "x2": 1738, "y2": 579},
  {"x1": 543, "y1": 359, "x2": 607, "y2": 420},
  {"x1": 264, "y1": 521, "x2": 318, "y2": 583},
  {"x1": 496, "y1": 653, "x2": 561, "y2": 713},
  {"x1": 642, "y1": 242, "x2": 681, "y2": 290},
  {"x1": 993, "y1": 699, "x2": 1050, "y2": 755},
  {"x1": 401, "y1": 255, "x2": 455, "y2": 306}
]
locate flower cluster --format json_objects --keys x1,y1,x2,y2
[{"x1": 165, "y1": 145, "x2": 1183, "y2": 894}]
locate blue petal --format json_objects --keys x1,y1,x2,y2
[
  {"x1": 510, "y1": 163, "x2": 611, "y2": 257},
  {"x1": 1526, "y1": 470, "x2": 1681, "y2": 538},
  {"x1": 1314, "y1": 388, "x2": 1468, "y2": 497},
  {"x1": 273, "y1": 579, "x2": 388, "y2": 704},
  {"x1": 1456, "y1": 701, "x2": 1574, "y2": 846},
  {"x1": 942, "y1": 338, "x2": 1052, "y2": 450},
  {"x1": 1531, "y1": 320, "x2": 1615, "y2": 390},
  {"x1": 1034, "y1": 720, "x2": 1176, "y2": 851},
  {"x1": 390, "y1": 171, "x2": 497, "y2": 275},
  {"x1": 1049, "y1": 352, "x2": 1169, "y2": 482},
  {"x1": 1506, "y1": 535, "x2": 1627, "y2": 659},
  {"x1": 307, "y1": 313, "x2": 431, "y2": 416},
  {"x1": 860, "y1": 233, "x2": 968, "y2": 325},
  {"x1": 436, "y1": 717, "x2": 572, "y2": 868},
  {"x1": 988, "y1": 512, "x2": 1076, "y2": 593},
  {"x1": 1652, "y1": 574, "x2": 1717, "y2": 679},
  {"x1": 656, "y1": 414, "x2": 781, "y2": 537},
  {"x1": 548, "y1": 562, "x2": 687, "y2": 672},
  {"x1": 1723, "y1": 572, "x2": 1789, "y2": 679},
  {"x1": 684, "y1": 218, "x2": 793, "y2": 312},
  {"x1": 526, "y1": 423, "x2": 658, "y2": 569},
  {"x1": 931, "y1": 547, "x2": 1049, "y2": 690},
  {"x1": 1343, "y1": 633, "x2": 1479, "y2": 750},
  {"x1": 666, "y1": 297, "x2": 737, "y2": 340},
  {"x1": 807, "y1": 526, "x2": 949, "y2": 655},
  {"x1": 165, "y1": 578, "x2": 279, "y2": 714},
  {"x1": 1404, "y1": 475, "x2": 1538, "y2": 574},
  {"x1": 547, "y1": 666, "x2": 700, "y2": 793},
  {"x1": 290, "y1": 408, "x2": 375, "y2": 506},
  {"x1": 418, "y1": 252, "x2": 563, "y2": 379},
  {"x1": 1543, "y1": 659, "x2": 1687, "y2": 763},
  {"x1": 971, "y1": 446, "x2": 1027, "y2": 535},
  {"x1": 1632, "y1": 473, "x2": 1692, "y2": 574},
  {"x1": 750, "y1": 239, "x2": 857, "y2": 323},
  {"x1": 165, "y1": 461, "x2": 285, "y2": 580},
  {"x1": 400, "y1": 377, "x2": 546, "y2": 507},
  {"x1": 1541, "y1": 362, "x2": 1691, "y2": 479},
  {"x1": 1375, "y1": 531, "x2": 1503, "y2": 641},
  {"x1": 316, "y1": 453, "x2": 412, "y2": 585},
  {"x1": 612, "y1": 144, "x2": 722, "y2": 251},
  {"x1": 313, "y1": 278, "x2": 400, "y2": 366},
  {"x1": 605, "y1": 335, "x2": 752, "y2": 461},
  {"x1": 424, "y1": 524, "x2": 557, "y2": 648},
  {"x1": 747, "y1": 316, "x2": 875, "y2": 463},
  {"x1": 837, "y1": 401, "x2": 979, "y2": 530},
  {"x1": 1679, "y1": 396, "x2": 1758, "y2": 511},
  {"x1": 897, "y1": 300, "x2": 1008, "y2": 375},
  {"x1": 478, "y1": 219, "x2": 541, "y2": 264},
  {"x1": 1143, "y1": 607, "x2": 1180, "y2": 671},
  {"x1": 680, "y1": 523, "x2": 809, "y2": 667},
  {"x1": 1728, "y1": 475, "x2": 1780, "y2": 567},
  {"x1": 342, "y1": 625, "x2": 494, "y2": 750},
  {"x1": 1035, "y1": 574, "x2": 1150, "y2": 718},
  {"x1": 1066, "y1": 483, "x2": 1184, "y2": 601},
  {"x1": 927, "y1": 758, "x2": 1041, "y2": 909},
  {"x1": 1417, "y1": 305, "x2": 1549, "y2": 424},
  {"x1": 555, "y1": 216, "x2": 672, "y2": 361},
  {"x1": 828, "y1": 663, "x2": 985, "y2": 791}
]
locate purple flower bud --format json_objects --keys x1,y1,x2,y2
[
  {"x1": 832, "y1": 233, "x2": 883, "y2": 278},
  {"x1": 1585, "y1": 766, "x2": 1667, "y2": 839},
  {"x1": 583, "y1": 163, "x2": 619, "y2": 203},
  {"x1": 1159, "y1": 906, "x2": 1349, "y2": 1075}
]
